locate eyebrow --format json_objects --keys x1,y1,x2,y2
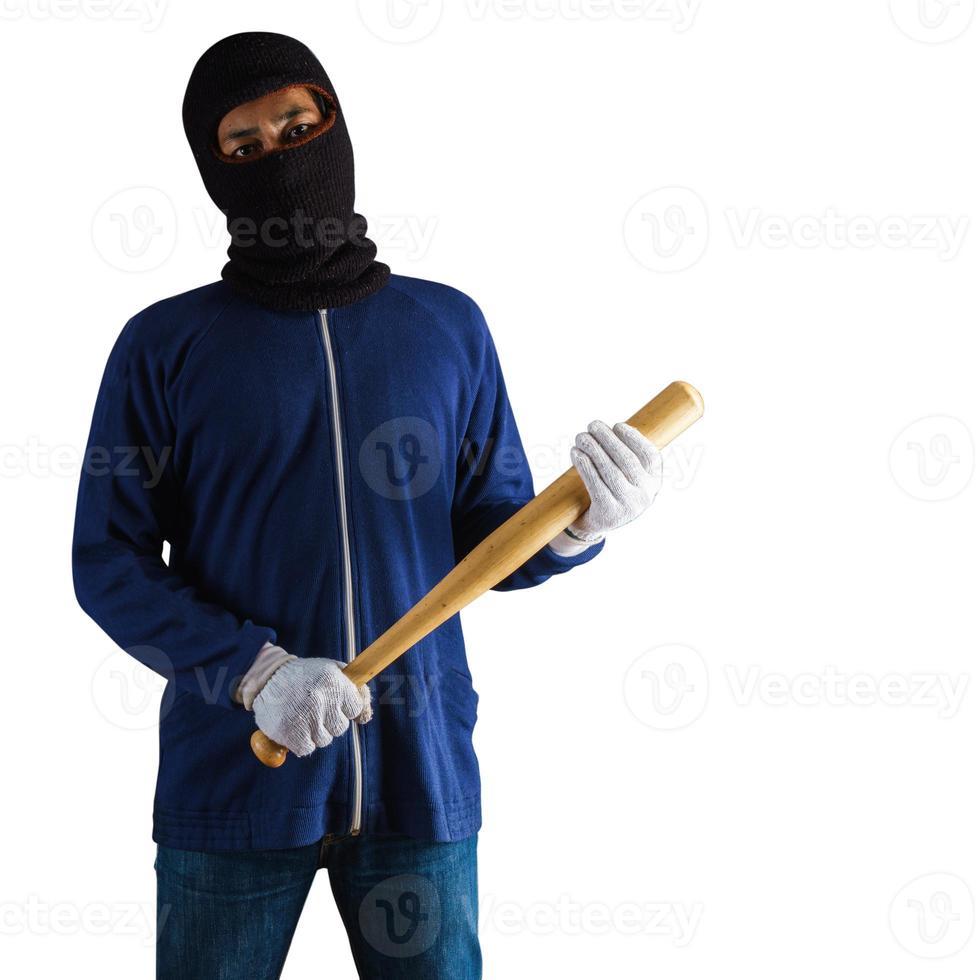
[{"x1": 222, "y1": 106, "x2": 316, "y2": 142}]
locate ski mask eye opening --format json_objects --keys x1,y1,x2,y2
[{"x1": 214, "y1": 84, "x2": 339, "y2": 165}]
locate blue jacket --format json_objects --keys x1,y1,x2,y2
[{"x1": 73, "y1": 276, "x2": 603, "y2": 851}]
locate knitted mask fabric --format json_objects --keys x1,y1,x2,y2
[{"x1": 182, "y1": 32, "x2": 389, "y2": 311}]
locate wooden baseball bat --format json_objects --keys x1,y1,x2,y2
[{"x1": 251, "y1": 380, "x2": 703, "y2": 767}]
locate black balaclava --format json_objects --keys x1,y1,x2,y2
[{"x1": 182, "y1": 32, "x2": 389, "y2": 311}]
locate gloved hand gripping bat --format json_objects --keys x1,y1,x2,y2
[{"x1": 251, "y1": 380, "x2": 704, "y2": 767}]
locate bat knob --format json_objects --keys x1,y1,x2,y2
[{"x1": 251, "y1": 730, "x2": 288, "y2": 768}]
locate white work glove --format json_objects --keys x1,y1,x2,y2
[
  {"x1": 238, "y1": 644, "x2": 372, "y2": 758},
  {"x1": 555, "y1": 420, "x2": 663, "y2": 551}
]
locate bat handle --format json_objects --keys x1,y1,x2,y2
[
  {"x1": 250, "y1": 662, "x2": 367, "y2": 767},
  {"x1": 250, "y1": 730, "x2": 288, "y2": 768}
]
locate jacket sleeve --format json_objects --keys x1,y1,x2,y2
[
  {"x1": 72, "y1": 318, "x2": 276, "y2": 709},
  {"x1": 450, "y1": 304, "x2": 604, "y2": 591}
]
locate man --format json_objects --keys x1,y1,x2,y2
[{"x1": 73, "y1": 32, "x2": 662, "y2": 979}]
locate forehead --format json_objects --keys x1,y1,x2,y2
[{"x1": 218, "y1": 84, "x2": 320, "y2": 135}]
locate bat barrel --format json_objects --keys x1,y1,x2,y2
[{"x1": 627, "y1": 381, "x2": 704, "y2": 448}]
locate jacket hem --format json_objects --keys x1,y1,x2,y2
[{"x1": 152, "y1": 795, "x2": 482, "y2": 851}]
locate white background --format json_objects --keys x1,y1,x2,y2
[{"x1": 2, "y1": 1, "x2": 978, "y2": 977}]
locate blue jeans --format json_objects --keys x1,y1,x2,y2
[{"x1": 155, "y1": 834, "x2": 480, "y2": 979}]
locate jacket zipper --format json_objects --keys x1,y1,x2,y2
[{"x1": 318, "y1": 309, "x2": 363, "y2": 837}]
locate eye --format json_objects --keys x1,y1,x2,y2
[
  {"x1": 285, "y1": 123, "x2": 312, "y2": 142},
  {"x1": 232, "y1": 143, "x2": 259, "y2": 159}
]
